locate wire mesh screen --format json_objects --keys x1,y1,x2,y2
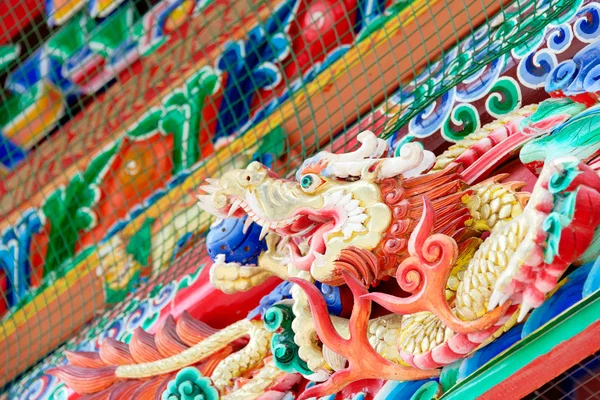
[
  {"x1": 525, "y1": 352, "x2": 600, "y2": 400},
  {"x1": 0, "y1": 0, "x2": 579, "y2": 392}
]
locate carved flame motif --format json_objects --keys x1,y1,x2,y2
[
  {"x1": 374, "y1": 164, "x2": 472, "y2": 274},
  {"x1": 290, "y1": 272, "x2": 439, "y2": 400},
  {"x1": 365, "y1": 196, "x2": 511, "y2": 333}
]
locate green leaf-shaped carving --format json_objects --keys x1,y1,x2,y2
[
  {"x1": 520, "y1": 101, "x2": 598, "y2": 164},
  {"x1": 89, "y1": 5, "x2": 139, "y2": 56},
  {"x1": 126, "y1": 218, "x2": 155, "y2": 266},
  {"x1": 156, "y1": 66, "x2": 220, "y2": 174},
  {"x1": 42, "y1": 141, "x2": 119, "y2": 274},
  {"x1": 46, "y1": 12, "x2": 95, "y2": 61}
]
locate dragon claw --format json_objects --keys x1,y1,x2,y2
[{"x1": 290, "y1": 275, "x2": 439, "y2": 399}]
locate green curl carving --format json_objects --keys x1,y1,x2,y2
[
  {"x1": 542, "y1": 162, "x2": 581, "y2": 264},
  {"x1": 486, "y1": 77, "x2": 521, "y2": 118},
  {"x1": 263, "y1": 303, "x2": 291, "y2": 332},
  {"x1": 162, "y1": 367, "x2": 218, "y2": 400},
  {"x1": 263, "y1": 304, "x2": 313, "y2": 375},
  {"x1": 543, "y1": 190, "x2": 577, "y2": 264},
  {"x1": 443, "y1": 104, "x2": 480, "y2": 142},
  {"x1": 412, "y1": 80, "x2": 434, "y2": 109},
  {"x1": 160, "y1": 67, "x2": 220, "y2": 174},
  {"x1": 445, "y1": 53, "x2": 471, "y2": 82},
  {"x1": 547, "y1": 161, "x2": 581, "y2": 195}
]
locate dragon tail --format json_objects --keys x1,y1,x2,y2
[{"x1": 47, "y1": 312, "x2": 239, "y2": 397}]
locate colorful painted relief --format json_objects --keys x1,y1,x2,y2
[
  {"x1": 46, "y1": 110, "x2": 600, "y2": 398},
  {"x1": 0, "y1": 0, "x2": 568, "y2": 303},
  {"x1": 7, "y1": 209, "x2": 279, "y2": 398},
  {"x1": 327, "y1": 0, "x2": 598, "y2": 157},
  {"x1": 0, "y1": 65, "x2": 215, "y2": 310},
  {"x1": 0, "y1": 0, "x2": 217, "y2": 174},
  {"x1": 0, "y1": 0, "x2": 591, "y2": 384},
  {"x1": 31, "y1": 8, "x2": 600, "y2": 391},
  {"x1": 0, "y1": 0, "x2": 431, "y2": 316},
  {"x1": 0, "y1": 0, "x2": 413, "y2": 198},
  {"x1": 5, "y1": 0, "x2": 600, "y2": 397},
  {"x1": 0, "y1": 0, "x2": 269, "y2": 203},
  {"x1": 1, "y1": 40, "x2": 284, "y2": 389},
  {"x1": 45, "y1": 0, "x2": 126, "y2": 26}
]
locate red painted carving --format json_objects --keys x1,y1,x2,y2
[
  {"x1": 365, "y1": 197, "x2": 510, "y2": 333},
  {"x1": 291, "y1": 272, "x2": 439, "y2": 400},
  {"x1": 374, "y1": 166, "x2": 471, "y2": 275}
]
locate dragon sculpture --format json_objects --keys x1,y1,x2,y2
[{"x1": 48, "y1": 101, "x2": 600, "y2": 399}]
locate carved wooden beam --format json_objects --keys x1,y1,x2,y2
[
  {"x1": 0, "y1": 0, "x2": 272, "y2": 219},
  {"x1": 0, "y1": 0, "x2": 513, "y2": 386}
]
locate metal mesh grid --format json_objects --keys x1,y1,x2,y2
[
  {"x1": 0, "y1": 0, "x2": 577, "y2": 392},
  {"x1": 526, "y1": 352, "x2": 600, "y2": 400}
]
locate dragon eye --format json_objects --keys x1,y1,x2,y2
[{"x1": 300, "y1": 173, "x2": 323, "y2": 192}]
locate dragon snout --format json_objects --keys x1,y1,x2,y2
[{"x1": 196, "y1": 163, "x2": 278, "y2": 217}]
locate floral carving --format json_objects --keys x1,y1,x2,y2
[{"x1": 162, "y1": 367, "x2": 218, "y2": 400}]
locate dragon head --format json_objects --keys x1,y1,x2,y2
[{"x1": 197, "y1": 131, "x2": 435, "y2": 285}]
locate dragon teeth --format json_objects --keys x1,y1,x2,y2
[
  {"x1": 259, "y1": 223, "x2": 270, "y2": 240},
  {"x1": 348, "y1": 206, "x2": 364, "y2": 216},
  {"x1": 242, "y1": 217, "x2": 253, "y2": 234},
  {"x1": 277, "y1": 236, "x2": 290, "y2": 253},
  {"x1": 296, "y1": 223, "x2": 316, "y2": 237},
  {"x1": 228, "y1": 198, "x2": 243, "y2": 217},
  {"x1": 348, "y1": 222, "x2": 366, "y2": 232},
  {"x1": 324, "y1": 191, "x2": 345, "y2": 206},
  {"x1": 339, "y1": 193, "x2": 353, "y2": 206},
  {"x1": 349, "y1": 214, "x2": 368, "y2": 223},
  {"x1": 342, "y1": 227, "x2": 353, "y2": 240},
  {"x1": 518, "y1": 299, "x2": 533, "y2": 322},
  {"x1": 342, "y1": 222, "x2": 365, "y2": 239},
  {"x1": 345, "y1": 199, "x2": 360, "y2": 212}
]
